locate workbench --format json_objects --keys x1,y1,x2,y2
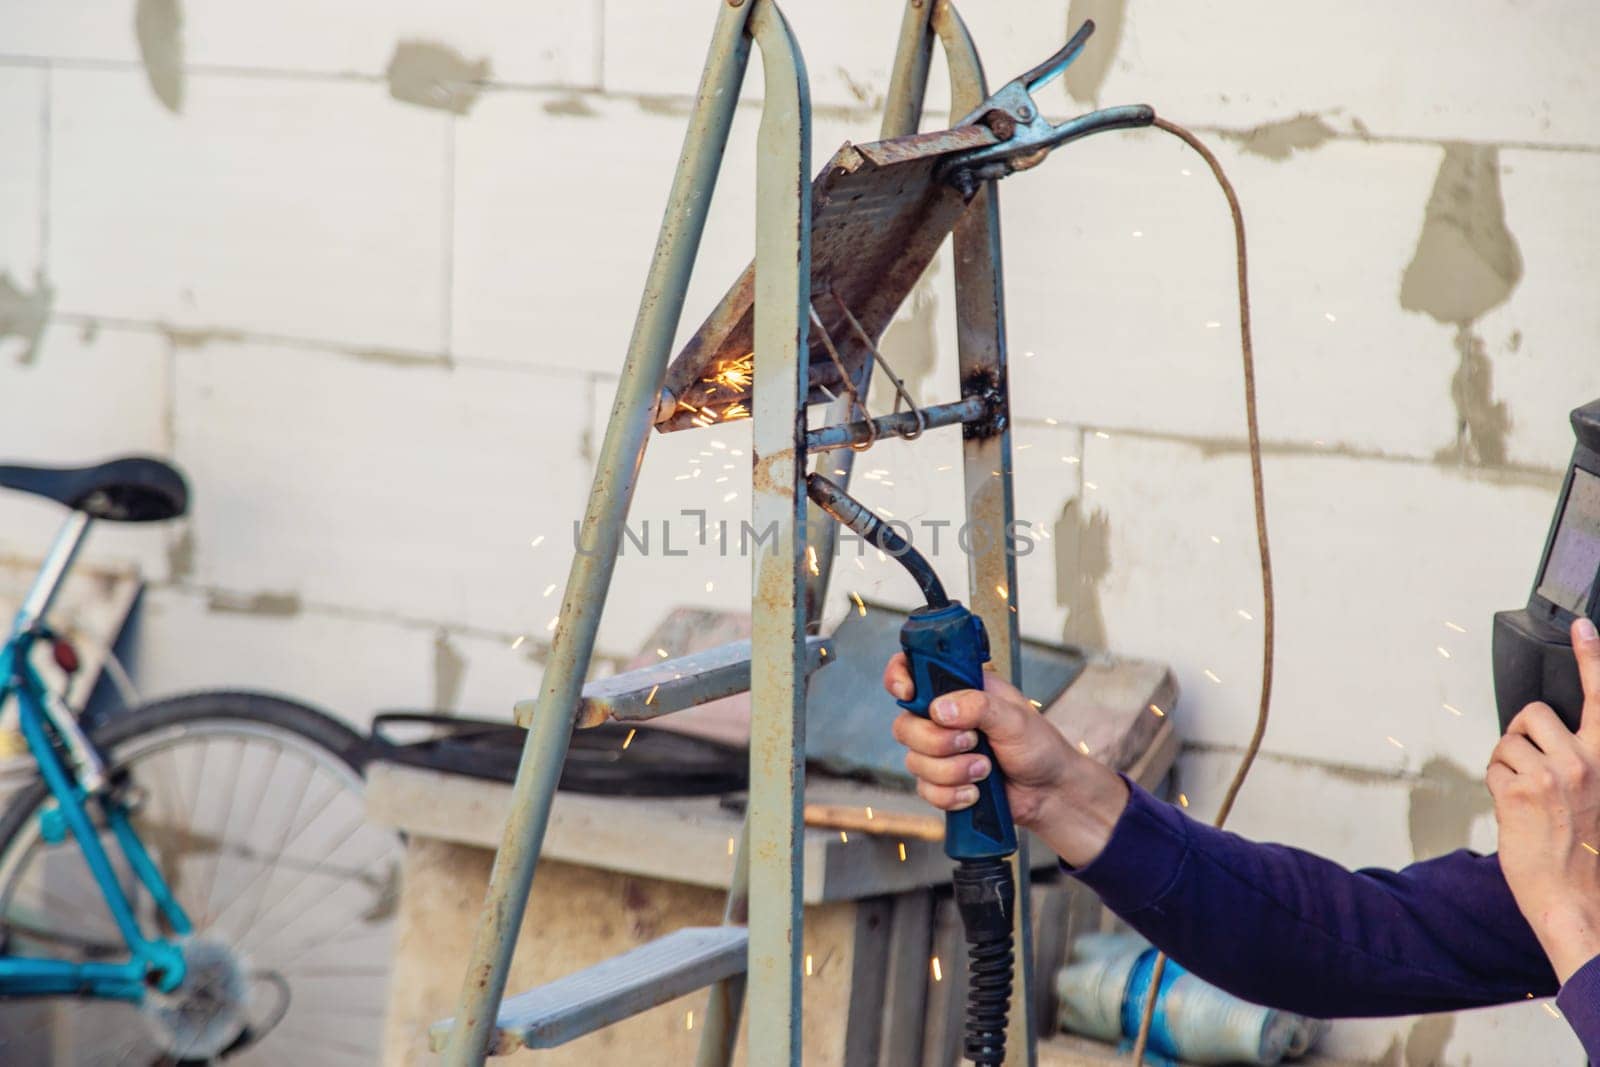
[{"x1": 369, "y1": 655, "x2": 1177, "y2": 1066}]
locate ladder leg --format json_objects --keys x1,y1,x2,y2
[
  {"x1": 695, "y1": 817, "x2": 751, "y2": 1067},
  {"x1": 439, "y1": 5, "x2": 757, "y2": 1062},
  {"x1": 936, "y1": 3, "x2": 1037, "y2": 1062},
  {"x1": 746, "y1": 3, "x2": 811, "y2": 1064},
  {"x1": 804, "y1": 0, "x2": 935, "y2": 621}
]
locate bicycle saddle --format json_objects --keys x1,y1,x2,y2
[{"x1": 0, "y1": 457, "x2": 188, "y2": 522}]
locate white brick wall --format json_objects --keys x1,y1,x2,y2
[{"x1": 3, "y1": 3, "x2": 1598, "y2": 1062}]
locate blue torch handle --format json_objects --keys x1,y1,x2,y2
[{"x1": 896, "y1": 602, "x2": 1018, "y2": 861}]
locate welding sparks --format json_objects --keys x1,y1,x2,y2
[
  {"x1": 546, "y1": 616, "x2": 559, "y2": 632},
  {"x1": 1094, "y1": 431, "x2": 1111, "y2": 439},
  {"x1": 1204, "y1": 320, "x2": 1222, "y2": 329},
  {"x1": 898, "y1": 842, "x2": 907, "y2": 862},
  {"x1": 686, "y1": 1010, "x2": 695, "y2": 1031},
  {"x1": 931, "y1": 957, "x2": 943, "y2": 982},
  {"x1": 1386, "y1": 736, "x2": 1405, "y2": 749},
  {"x1": 1084, "y1": 481, "x2": 1099, "y2": 490},
  {"x1": 1544, "y1": 1002, "x2": 1563, "y2": 1020},
  {"x1": 1445, "y1": 621, "x2": 1467, "y2": 633},
  {"x1": 1443, "y1": 703, "x2": 1463, "y2": 716},
  {"x1": 1584, "y1": 842, "x2": 1599, "y2": 856},
  {"x1": 1437, "y1": 646, "x2": 1452, "y2": 660},
  {"x1": 510, "y1": 635, "x2": 526, "y2": 650},
  {"x1": 1029, "y1": 699, "x2": 1043, "y2": 709},
  {"x1": 1209, "y1": 534, "x2": 1222, "y2": 544},
  {"x1": 1177, "y1": 793, "x2": 1190, "y2": 808},
  {"x1": 996, "y1": 583, "x2": 1009, "y2": 600},
  {"x1": 840, "y1": 831, "x2": 849, "y2": 843},
  {"x1": 1150, "y1": 703, "x2": 1166, "y2": 718},
  {"x1": 1324, "y1": 312, "x2": 1337, "y2": 323},
  {"x1": 1077, "y1": 740, "x2": 1090, "y2": 755},
  {"x1": 530, "y1": 535, "x2": 545, "y2": 549},
  {"x1": 807, "y1": 546, "x2": 820, "y2": 576},
  {"x1": 622, "y1": 729, "x2": 638, "y2": 750},
  {"x1": 543, "y1": 583, "x2": 557, "y2": 597},
  {"x1": 657, "y1": 648, "x2": 669, "y2": 659},
  {"x1": 850, "y1": 591, "x2": 867, "y2": 616},
  {"x1": 805, "y1": 954, "x2": 815, "y2": 977},
  {"x1": 1237, "y1": 609, "x2": 1253, "y2": 621},
  {"x1": 727, "y1": 836, "x2": 735, "y2": 855},
  {"x1": 1062, "y1": 456, "x2": 1080, "y2": 465},
  {"x1": 723, "y1": 492, "x2": 738, "y2": 503},
  {"x1": 865, "y1": 806, "x2": 874, "y2": 820},
  {"x1": 645, "y1": 684, "x2": 660, "y2": 705},
  {"x1": 1203, "y1": 669, "x2": 1222, "y2": 684}
]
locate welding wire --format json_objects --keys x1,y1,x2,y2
[
  {"x1": 831, "y1": 292, "x2": 927, "y2": 440},
  {"x1": 809, "y1": 304, "x2": 877, "y2": 452},
  {"x1": 1127, "y1": 115, "x2": 1275, "y2": 1067}
]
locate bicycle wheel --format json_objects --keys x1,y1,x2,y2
[{"x1": 0, "y1": 691, "x2": 403, "y2": 1066}]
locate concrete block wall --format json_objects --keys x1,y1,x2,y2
[{"x1": 1, "y1": 2, "x2": 1597, "y2": 1062}]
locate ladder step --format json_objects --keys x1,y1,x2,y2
[
  {"x1": 429, "y1": 925, "x2": 749, "y2": 1055},
  {"x1": 518, "y1": 635, "x2": 833, "y2": 728}
]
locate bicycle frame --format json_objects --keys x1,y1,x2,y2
[{"x1": 0, "y1": 511, "x2": 190, "y2": 1000}]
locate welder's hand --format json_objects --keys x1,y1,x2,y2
[
  {"x1": 1487, "y1": 617, "x2": 1600, "y2": 983},
  {"x1": 884, "y1": 653, "x2": 1129, "y2": 866}
]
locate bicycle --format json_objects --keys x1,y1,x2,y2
[{"x1": 0, "y1": 457, "x2": 404, "y2": 1065}]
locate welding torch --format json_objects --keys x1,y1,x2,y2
[{"x1": 806, "y1": 473, "x2": 1017, "y2": 1066}]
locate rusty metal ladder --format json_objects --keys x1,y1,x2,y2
[{"x1": 434, "y1": 1, "x2": 1053, "y2": 1062}]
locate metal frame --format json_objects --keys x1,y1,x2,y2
[
  {"x1": 806, "y1": 1, "x2": 1037, "y2": 1059},
  {"x1": 0, "y1": 515, "x2": 194, "y2": 1000},
  {"x1": 442, "y1": 1, "x2": 811, "y2": 1061},
  {"x1": 445, "y1": 0, "x2": 1038, "y2": 1061}
]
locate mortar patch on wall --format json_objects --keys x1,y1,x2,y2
[
  {"x1": 1406, "y1": 756, "x2": 1492, "y2": 861},
  {"x1": 1404, "y1": 1012, "x2": 1456, "y2": 1067},
  {"x1": 433, "y1": 629, "x2": 466, "y2": 712},
  {"x1": 205, "y1": 589, "x2": 303, "y2": 617},
  {"x1": 1054, "y1": 496, "x2": 1110, "y2": 651},
  {"x1": 135, "y1": 0, "x2": 184, "y2": 114},
  {"x1": 1219, "y1": 112, "x2": 1337, "y2": 162},
  {"x1": 1063, "y1": 0, "x2": 1127, "y2": 106},
  {"x1": 0, "y1": 271, "x2": 54, "y2": 365},
  {"x1": 544, "y1": 95, "x2": 600, "y2": 119},
  {"x1": 1437, "y1": 328, "x2": 1511, "y2": 467},
  {"x1": 166, "y1": 525, "x2": 195, "y2": 582},
  {"x1": 386, "y1": 40, "x2": 490, "y2": 116},
  {"x1": 1400, "y1": 144, "x2": 1523, "y2": 468}
]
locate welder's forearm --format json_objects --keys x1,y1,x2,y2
[
  {"x1": 1027, "y1": 758, "x2": 1130, "y2": 868},
  {"x1": 1064, "y1": 781, "x2": 1561, "y2": 1017}
]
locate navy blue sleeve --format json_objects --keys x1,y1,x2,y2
[
  {"x1": 1064, "y1": 779, "x2": 1559, "y2": 1018},
  {"x1": 1557, "y1": 956, "x2": 1600, "y2": 1061}
]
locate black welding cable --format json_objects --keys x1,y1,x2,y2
[
  {"x1": 1125, "y1": 115, "x2": 1277, "y2": 1067},
  {"x1": 805, "y1": 473, "x2": 950, "y2": 607}
]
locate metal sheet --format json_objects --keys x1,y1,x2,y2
[
  {"x1": 655, "y1": 125, "x2": 996, "y2": 433},
  {"x1": 804, "y1": 602, "x2": 1085, "y2": 784}
]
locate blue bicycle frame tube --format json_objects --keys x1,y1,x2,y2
[{"x1": 0, "y1": 632, "x2": 189, "y2": 998}]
